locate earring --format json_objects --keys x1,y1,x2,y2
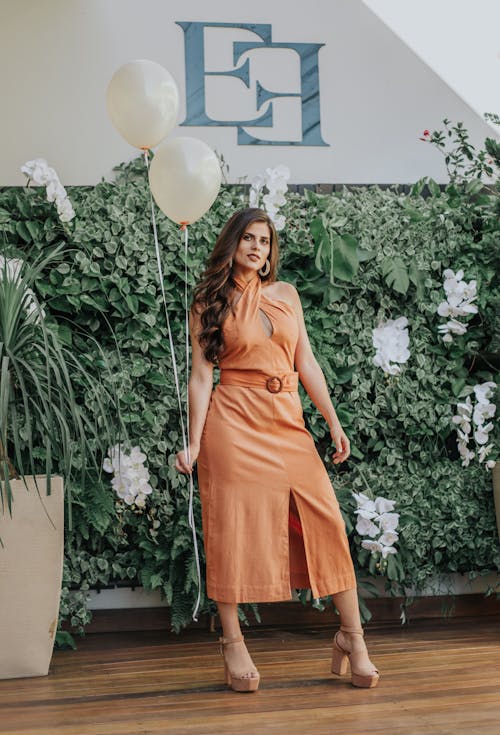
[{"x1": 258, "y1": 259, "x2": 270, "y2": 277}]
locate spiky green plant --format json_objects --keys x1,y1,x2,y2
[{"x1": 0, "y1": 244, "x2": 122, "y2": 526}]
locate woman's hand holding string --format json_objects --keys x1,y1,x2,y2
[
  {"x1": 330, "y1": 423, "x2": 350, "y2": 465},
  {"x1": 175, "y1": 443, "x2": 200, "y2": 475}
]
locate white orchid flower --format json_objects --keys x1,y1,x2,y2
[
  {"x1": 375, "y1": 496, "x2": 396, "y2": 514},
  {"x1": 361, "y1": 540, "x2": 383, "y2": 554},
  {"x1": 437, "y1": 319, "x2": 468, "y2": 336},
  {"x1": 269, "y1": 163, "x2": 291, "y2": 180},
  {"x1": 250, "y1": 174, "x2": 266, "y2": 190},
  {"x1": 474, "y1": 423, "x2": 494, "y2": 445},
  {"x1": 474, "y1": 382, "x2": 496, "y2": 403},
  {"x1": 352, "y1": 491, "x2": 372, "y2": 507},
  {"x1": 130, "y1": 446, "x2": 147, "y2": 464},
  {"x1": 455, "y1": 302, "x2": 478, "y2": 316},
  {"x1": 454, "y1": 381, "x2": 497, "y2": 468},
  {"x1": 473, "y1": 404, "x2": 496, "y2": 425},
  {"x1": 377, "y1": 512, "x2": 400, "y2": 532},
  {"x1": 46, "y1": 178, "x2": 67, "y2": 203},
  {"x1": 249, "y1": 187, "x2": 260, "y2": 207},
  {"x1": 438, "y1": 268, "x2": 478, "y2": 342},
  {"x1": 379, "y1": 530, "x2": 399, "y2": 546},
  {"x1": 353, "y1": 491, "x2": 400, "y2": 561},
  {"x1": 263, "y1": 191, "x2": 287, "y2": 208},
  {"x1": 372, "y1": 317, "x2": 410, "y2": 375},
  {"x1": 103, "y1": 444, "x2": 154, "y2": 509},
  {"x1": 355, "y1": 495, "x2": 377, "y2": 512},
  {"x1": 272, "y1": 214, "x2": 286, "y2": 231},
  {"x1": 452, "y1": 416, "x2": 471, "y2": 435},
  {"x1": 478, "y1": 443, "x2": 494, "y2": 463},
  {"x1": 456, "y1": 397, "x2": 473, "y2": 414},
  {"x1": 437, "y1": 301, "x2": 451, "y2": 317},
  {"x1": 57, "y1": 197, "x2": 76, "y2": 222},
  {"x1": 21, "y1": 158, "x2": 54, "y2": 185},
  {"x1": 248, "y1": 165, "x2": 290, "y2": 229},
  {"x1": 21, "y1": 157, "x2": 75, "y2": 223},
  {"x1": 356, "y1": 517, "x2": 380, "y2": 538},
  {"x1": 355, "y1": 509, "x2": 378, "y2": 525}
]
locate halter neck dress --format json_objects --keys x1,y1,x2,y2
[{"x1": 196, "y1": 272, "x2": 356, "y2": 603}]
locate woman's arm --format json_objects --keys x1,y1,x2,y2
[
  {"x1": 175, "y1": 308, "x2": 214, "y2": 474},
  {"x1": 282, "y1": 282, "x2": 350, "y2": 465}
]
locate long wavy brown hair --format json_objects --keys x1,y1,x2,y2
[{"x1": 191, "y1": 208, "x2": 279, "y2": 365}]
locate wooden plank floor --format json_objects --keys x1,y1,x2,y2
[{"x1": 1, "y1": 618, "x2": 499, "y2": 735}]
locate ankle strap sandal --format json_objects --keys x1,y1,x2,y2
[
  {"x1": 218, "y1": 634, "x2": 260, "y2": 693},
  {"x1": 331, "y1": 625, "x2": 379, "y2": 688}
]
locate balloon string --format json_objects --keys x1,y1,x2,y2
[
  {"x1": 183, "y1": 224, "x2": 201, "y2": 622},
  {"x1": 142, "y1": 150, "x2": 201, "y2": 621}
]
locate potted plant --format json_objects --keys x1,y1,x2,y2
[{"x1": 0, "y1": 245, "x2": 120, "y2": 679}]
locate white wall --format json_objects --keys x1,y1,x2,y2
[
  {"x1": 363, "y1": 0, "x2": 500, "y2": 129},
  {"x1": 1, "y1": 0, "x2": 497, "y2": 186}
]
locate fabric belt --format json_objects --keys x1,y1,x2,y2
[{"x1": 219, "y1": 368, "x2": 299, "y2": 393}]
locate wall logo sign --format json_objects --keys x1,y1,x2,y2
[{"x1": 177, "y1": 22, "x2": 328, "y2": 147}]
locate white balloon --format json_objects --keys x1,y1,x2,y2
[
  {"x1": 106, "y1": 59, "x2": 179, "y2": 149},
  {"x1": 148, "y1": 137, "x2": 222, "y2": 225}
]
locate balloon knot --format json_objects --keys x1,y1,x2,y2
[{"x1": 180, "y1": 221, "x2": 189, "y2": 231}]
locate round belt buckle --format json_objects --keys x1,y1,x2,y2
[{"x1": 266, "y1": 376, "x2": 283, "y2": 393}]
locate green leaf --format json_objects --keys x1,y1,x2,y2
[
  {"x1": 146, "y1": 370, "x2": 168, "y2": 386},
  {"x1": 381, "y1": 256, "x2": 410, "y2": 294},
  {"x1": 408, "y1": 261, "x2": 426, "y2": 299},
  {"x1": 55, "y1": 630, "x2": 77, "y2": 650},
  {"x1": 16, "y1": 220, "x2": 32, "y2": 242},
  {"x1": 125, "y1": 294, "x2": 138, "y2": 314},
  {"x1": 311, "y1": 216, "x2": 329, "y2": 272},
  {"x1": 331, "y1": 234, "x2": 359, "y2": 282},
  {"x1": 427, "y1": 178, "x2": 441, "y2": 197},
  {"x1": 25, "y1": 221, "x2": 41, "y2": 240},
  {"x1": 138, "y1": 292, "x2": 158, "y2": 308},
  {"x1": 451, "y1": 377, "x2": 466, "y2": 396},
  {"x1": 465, "y1": 179, "x2": 484, "y2": 196}
]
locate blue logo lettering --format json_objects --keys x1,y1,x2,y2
[{"x1": 176, "y1": 22, "x2": 328, "y2": 146}]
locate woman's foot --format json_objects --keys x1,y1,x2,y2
[
  {"x1": 331, "y1": 626, "x2": 379, "y2": 688},
  {"x1": 336, "y1": 630, "x2": 377, "y2": 678},
  {"x1": 221, "y1": 635, "x2": 259, "y2": 679}
]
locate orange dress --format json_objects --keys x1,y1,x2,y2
[{"x1": 196, "y1": 272, "x2": 356, "y2": 603}]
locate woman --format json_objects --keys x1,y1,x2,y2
[{"x1": 175, "y1": 208, "x2": 379, "y2": 692}]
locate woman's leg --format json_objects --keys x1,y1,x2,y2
[
  {"x1": 331, "y1": 588, "x2": 378, "y2": 675},
  {"x1": 217, "y1": 601, "x2": 259, "y2": 679}
]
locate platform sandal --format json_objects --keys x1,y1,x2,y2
[
  {"x1": 331, "y1": 624, "x2": 380, "y2": 688},
  {"x1": 219, "y1": 634, "x2": 260, "y2": 692}
]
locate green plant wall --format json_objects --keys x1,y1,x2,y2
[{"x1": 1, "y1": 120, "x2": 499, "y2": 639}]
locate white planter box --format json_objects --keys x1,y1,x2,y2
[
  {"x1": 0, "y1": 476, "x2": 64, "y2": 679},
  {"x1": 84, "y1": 571, "x2": 500, "y2": 611}
]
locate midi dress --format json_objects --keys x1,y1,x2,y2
[{"x1": 196, "y1": 272, "x2": 357, "y2": 603}]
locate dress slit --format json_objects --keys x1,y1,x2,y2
[{"x1": 289, "y1": 488, "x2": 313, "y2": 592}]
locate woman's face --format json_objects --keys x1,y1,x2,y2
[{"x1": 233, "y1": 220, "x2": 271, "y2": 276}]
